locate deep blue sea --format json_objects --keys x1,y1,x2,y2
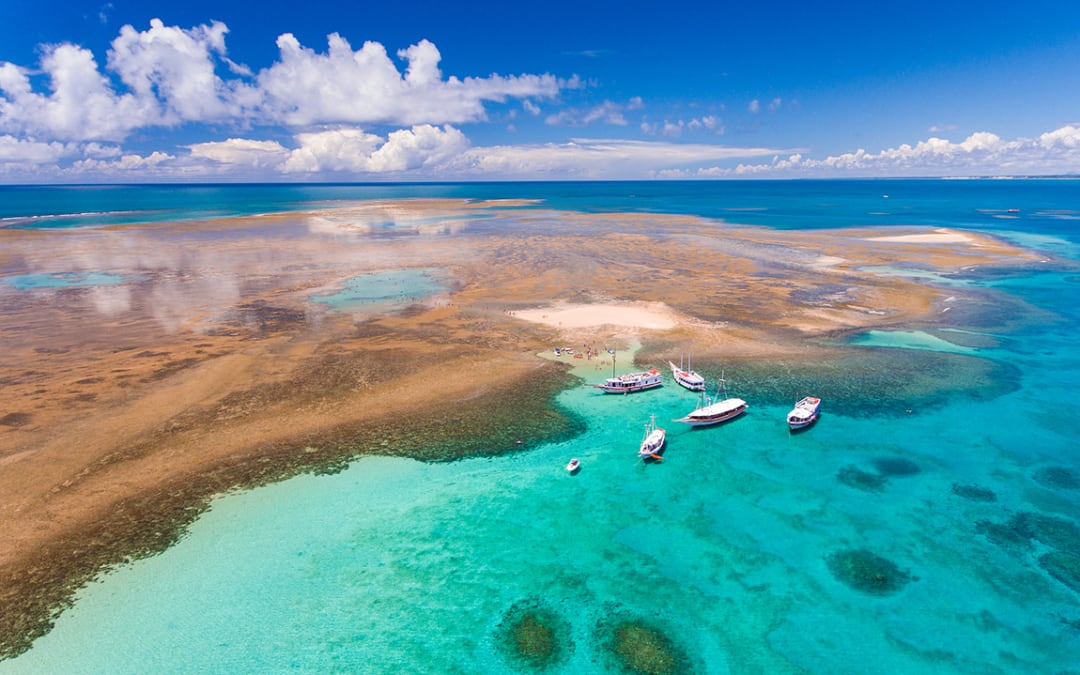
[{"x1": 2, "y1": 180, "x2": 1079, "y2": 673}]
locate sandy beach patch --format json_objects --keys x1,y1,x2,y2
[
  {"x1": 514, "y1": 302, "x2": 679, "y2": 331},
  {"x1": 866, "y1": 229, "x2": 975, "y2": 244}
]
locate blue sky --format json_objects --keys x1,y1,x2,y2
[{"x1": 1, "y1": 0, "x2": 1079, "y2": 181}]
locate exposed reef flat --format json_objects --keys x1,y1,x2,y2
[{"x1": 0, "y1": 198, "x2": 1043, "y2": 657}]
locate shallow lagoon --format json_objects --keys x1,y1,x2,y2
[
  {"x1": 2, "y1": 181, "x2": 1079, "y2": 673},
  {"x1": 6, "y1": 319, "x2": 1080, "y2": 673}
]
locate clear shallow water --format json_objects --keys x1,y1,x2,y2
[
  {"x1": 1, "y1": 272, "x2": 131, "y2": 290},
  {"x1": 309, "y1": 268, "x2": 450, "y2": 311},
  {"x1": 3, "y1": 181, "x2": 1079, "y2": 673}
]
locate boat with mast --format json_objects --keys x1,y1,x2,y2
[
  {"x1": 638, "y1": 415, "x2": 666, "y2": 460},
  {"x1": 668, "y1": 357, "x2": 705, "y2": 392},
  {"x1": 592, "y1": 348, "x2": 663, "y2": 393},
  {"x1": 675, "y1": 370, "x2": 748, "y2": 427}
]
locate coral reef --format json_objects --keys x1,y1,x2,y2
[
  {"x1": 975, "y1": 519, "x2": 1033, "y2": 553},
  {"x1": 1014, "y1": 512, "x2": 1080, "y2": 556},
  {"x1": 837, "y1": 466, "x2": 889, "y2": 492},
  {"x1": 1033, "y1": 467, "x2": 1080, "y2": 490},
  {"x1": 826, "y1": 549, "x2": 913, "y2": 596},
  {"x1": 951, "y1": 483, "x2": 997, "y2": 502},
  {"x1": 872, "y1": 457, "x2": 921, "y2": 476},
  {"x1": 495, "y1": 598, "x2": 572, "y2": 671},
  {"x1": 1039, "y1": 552, "x2": 1080, "y2": 594},
  {"x1": 976, "y1": 511, "x2": 1080, "y2": 557}
]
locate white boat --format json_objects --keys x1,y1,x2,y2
[
  {"x1": 566, "y1": 458, "x2": 581, "y2": 473},
  {"x1": 638, "y1": 415, "x2": 666, "y2": 460},
  {"x1": 675, "y1": 371, "x2": 748, "y2": 427},
  {"x1": 669, "y1": 359, "x2": 706, "y2": 392},
  {"x1": 787, "y1": 396, "x2": 821, "y2": 430},
  {"x1": 593, "y1": 368, "x2": 663, "y2": 394}
]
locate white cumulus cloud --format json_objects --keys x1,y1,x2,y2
[
  {"x1": 255, "y1": 34, "x2": 558, "y2": 126},
  {"x1": 188, "y1": 124, "x2": 470, "y2": 176},
  {"x1": 189, "y1": 138, "x2": 290, "y2": 167},
  {"x1": 0, "y1": 19, "x2": 562, "y2": 147},
  {"x1": 0, "y1": 135, "x2": 72, "y2": 165},
  {"x1": 714, "y1": 126, "x2": 1080, "y2": 177},
  {"x1": 107, "y1": 18, "x2": 242, "y2": 123},
  {"x1": 0, "y1": 45, "x2": 152, "y2": 141},
  {"x1": 447, "y1": 138, "x2": 781, "y2": 179}
]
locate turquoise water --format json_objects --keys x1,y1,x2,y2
[
  {"x1": 309, "y1": 269, "x2": 449, "y2": 311},
  {"x1": 2, "y1": 181, "x2": 1079, "y2": 673},
  {"x1": 2, "y1": 272, "x2": 130, "y2": 290},
  {"x1": 2, "y1": 180, "x2": 1079, "y2": 236}
]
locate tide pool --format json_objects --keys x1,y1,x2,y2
[
  {"x1": 309, "y1": 269, "x2": 449, "y2": 311},
  {"x1": 2, "y1": 272, "x2": 130, "y2": 290}
]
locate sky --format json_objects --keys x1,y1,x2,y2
[{"x1": 1, "y1": 0, "x2": 1079, "y2": 182}]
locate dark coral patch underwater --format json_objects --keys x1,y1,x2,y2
[
  {"x1": 1033, "y1": 466, "x2": 1080, "y2": 491},
  {"x1": 872, "y1": 457, "x2": 921, "y2": 477},
  {"x1": 495, "y1": 598, "x2": 572, "y2": 671},
  {"x1": 951, "y1": 483, "x2": 997, "y2": 502},
  {"x1": 837, "y1": 465, "x2": 889, "y2": 492},
  {"x1": 1039, "y1": 552, "x2": 1080, "y2": 594},
  {"x1": 592, "y1": 606, "x2": 695, "y2": 675},
  {"x1": 826, "y1": 549, "x2": 914, "y2": 596}
]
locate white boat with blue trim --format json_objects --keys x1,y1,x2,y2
[
  {"x1": 787, "y1": 396, "x2": 821, "y2": 430},
  {"x1": 669, "y1": 359, "x2": 705, "y2": 392},
  {"x1": 593, "y1": 368, "x2": 663, "y2": 394},
  {"x1": 675, "y1": 371, "x2": 747, "y2": 427},
  {"x1": 638, "y1": 415, "x2": 666, "y2": 460}
]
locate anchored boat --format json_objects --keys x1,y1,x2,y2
[
  {"x1": 593, "y1": 368, "x2": 663, "y2": 394},
  {"x1": 638, "y1": 415, "x2": 666, "y2": 460},
  {"x1": 675, "y1": 371, "x2": 747, "y2": 427},
  {"x1": 787, "y1": 396, "x2": 821, "y2": 430},
  {"x1": 669, "y1": 359, "x2": 706, "y2": 392}
]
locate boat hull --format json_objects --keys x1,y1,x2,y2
[
  {"x1": 676, "y1": 397, "x2": 748, "y2": 427},
  {"x1": 638, "y1": 430, "x2": 665, "y2": 456},
  {"x1": 786, "y1": 397, "x2": 821, "y2": 430},
  {"x1": 677, "y1": 407, "x2": 747, "y2": 427},
  {"x1": 787, "y1": 415, "x2": 818, "y2": 430},
  {"x1": 595, "y1": 369, "x2": 663, "y2": 394},
  {"x1": 668, "y1": 361, "x2": 705, "y2": 392}
]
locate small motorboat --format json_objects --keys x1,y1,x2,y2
[{"x1": 566, "y1": 458, "x2": 581, "y2": 473}]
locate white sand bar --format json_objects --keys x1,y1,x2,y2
[
  {"x1": 515, "y1": 301, "x2": 678, "y2": 330},
  {"x1": 867, "y1": 229, "x2": 975, "y2": 244}
]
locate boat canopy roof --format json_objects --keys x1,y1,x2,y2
[{"x1": 690, "y1": 397, "x2": 746, "y2": 416}]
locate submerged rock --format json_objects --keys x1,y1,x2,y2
[
  {"x1": 1013, "y1": 512, "x2": 1080, "y2": 556},
  {"x1": 1039, "y1": 552, "x2": 1080, "y2": 594},
  {"x1": 837, "y1": 465, "x2": 889, "y2": 492},
  {"x1": 826, "y1": 548, "x2": 913, "y2": 596},
  {"x1": 496, "y1": 598, "x2": 571, "y2": 670},
  {"x1": 975, "y1": 519, "x2": 1032, "y2": 553},
  {"x1": 599, "y1": 619, "x2": 691, "y2": 675},
  {"x1": 952, "y1": 483, "x2": 997, "y2": 502},
  {"x1": 872, "y1": 457, "x2": 921, "y2": 477},
  {"x1": 1033, "y1": 467, "x2": 1080, "y2": 491}
]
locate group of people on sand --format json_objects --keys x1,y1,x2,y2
[{"x1": 554, "y1": 343, "x2": 604, "y2": 360}]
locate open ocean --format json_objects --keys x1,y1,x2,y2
[{"x1": 2, "y1": 180, "x2": 1079, "y2": 674}]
